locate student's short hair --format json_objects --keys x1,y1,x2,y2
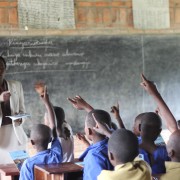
[
  {"x1": 54, "y1": 106, "x2": 65, "y2": 128},
  {"x1": 134, "y1": 113, "x2": 146, "y2": 123},
  {"x1": 86, "y1": 109, "x2": 112, "y2": 129},
  {"x1": 108, "y1": 129, "x2": 138, "y2": 163},
  {"x1": 31, "y1": 124, "x2": 51, "y2": 147},
  {"x1": 0, "y1": 56, "x2": 6, "y2": 69},
  {"x1": 140, "y1": 112, "x2": 162, "y2": 140},
  {"x1": 141, "y1": 112, "x2": 162, "y2": 128}
]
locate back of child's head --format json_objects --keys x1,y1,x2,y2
[
  {"x1": 86, "y1": 109, "x2": 112, "y2": 129},
  {"x1": 54, "y1": 106, "x2": 65, "y2": 128},
  {"x1": 30, "y1": 124, "x2": 51, "y2": 149},
  {"x1": 140, "y1": 112, "x2": 162, "y2": 141},
  {"x1": 133, "y1": 113, "x2": 146, "y2": 136},
  {"x1": 177, "y1": 120, "x2": 180, "y2": 129},
  {"x1": 167, "y1": 130, "x2": 180, "y2": 161},
  {"x1": 108, "y1": 129, "x2": 138, "y2": 164}
]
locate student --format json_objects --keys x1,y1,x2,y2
[
  {"x1": 68, "y1": 98, "x2": 113, "y2": 180},
  {"x1": 49, "y1": 106, "x2": 74, "y2": 162},
  {"x1": 79, "y1": 110, "x2": 113, "y2": 180},
  {"x1": 140, "y1": 74, "x2": 178, "y2": 174},
  {"x1": 97, "y1": 129, "x2": 151, "y2": 180},
  {"x1": 160, "y1": 130, "x2": 180, "y2": 180},
  {"x1": 138, "y1": 112, "x2": 170, "y2": 174},
  {"x1": 19, "y1": 89, "x2": 63, "y2": 180}
]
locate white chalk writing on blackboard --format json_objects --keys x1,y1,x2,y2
[{"x1": 62, "y1": 49, "x2": 85, "y2": 57}]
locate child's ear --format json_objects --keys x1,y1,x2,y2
[
  {"x1": 109, "y1": 152, "x2": 114, "y2": 161},
  {"x1": 88, "y1": 128, "x2": 93, "y2": 135},
  {"x1": 139, "y1": 124, "x2": 141, "y2": 132},
  {"x1": 30, "y1": 140, "x2": 35, "y2": 145}
]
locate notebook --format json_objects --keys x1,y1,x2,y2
[{"x1": 9, "y1": 150, "x2": 29, "y2": 171}]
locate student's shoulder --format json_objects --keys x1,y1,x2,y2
[{"x1": 97, "y1": 170, "x2": 117, "y2": 180}]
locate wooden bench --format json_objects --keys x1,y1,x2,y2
[
  {"x1": 34, "y1": 162, "x2": 83, "y2": 180},
  {"x1": 0, "y1": 164, "x2": 19, "y2": 180}
]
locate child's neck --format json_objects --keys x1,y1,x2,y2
[
  {"x1": 140, "y1": 140, "x2": 157, "y2": 154},
  {"x1": 36, "y1": 146, "x2": 47, "y2": 152},
  {"x1": 92, "y1": 135, "x2": 106, "y2": 144}
]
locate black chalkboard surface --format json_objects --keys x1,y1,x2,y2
[{"x1": 1, "y1": 35, "x2": 180, "y2": 134}]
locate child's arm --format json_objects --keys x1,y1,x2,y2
[
  {"x1": 68, "y1": 95, "x2": 93, "y2": 112},
  {"x1": 141, "y1": 74, "x2": 178, "y2": 133},
  {"x1": 111, "y1": 102, "x2": 125, "y2": 129},
  {"x1": 41, "y1": 87, "x2": 57, "y2": 138}
]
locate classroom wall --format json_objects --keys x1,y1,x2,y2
[{"x1": 0, "y1": 0, "x2": 180, "y2": 36}]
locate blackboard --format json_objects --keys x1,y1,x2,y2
[{"x1": 1, "y1": 35, "x2": 180, "y2": 135}]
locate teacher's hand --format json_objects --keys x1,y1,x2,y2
[{"x1": 0, "y1": 91, "x2": 11, "y2": 102}]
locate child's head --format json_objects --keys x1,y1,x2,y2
[
  {"x1": 133, "y1": 113, "x2": 146, "y2": 136},
  {"x1": 140, "y1": 112, "x2": 162, "y2": 142},
  {"x1": 30, "y1": 124, "x2": 51, "y2": 151},
  {"x1": 177, "y1": 120, "x2": 180, "y2": 129},
  {"x1": 108, "y1": 129, "x2": 138, "y2": 166},
  {"x1": 167, "y1": 130, "x2": 180, "y2": 162},
  {"x1": 85, "y1": 109, "x2": 112, "y2": 141}
]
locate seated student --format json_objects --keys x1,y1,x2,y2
[
  {"x1": 138, "y1": 112, "x2": 170, "y2": 174},
  {"x1": 45, "y1": 106, "x2": 74, "y2": 162},
  {"x1": 68, "y1": 98, "x2": 113, "y2": 180},
  {"x1": 160, "y1": 130, "x2": 180, "y2": 180},
  {"x1": 140, "y1": 74, "x2": 178, "y2": 175},
  {"x1": 19, "y1": 88, "x2": 63, "y2": 180},
  {"x1": 78, "y1": 110, "x2": 113, "y2": 180},
  {"x1": 97, "y1": 129, "x2": 151, "y2": 180}
]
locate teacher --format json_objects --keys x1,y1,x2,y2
[{"x1": 0, "y1": 56, "x2": 28, "y2": 164}]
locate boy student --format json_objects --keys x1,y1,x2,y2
[
  {"x1": 138, "y1": 112, "x2": 169, "y2": 174},
  {"x1": 68, "y1": 97, "x2": 113, "y2": 180},
  {"x1": 44, "y1": 106, "x2": 74, "y2": 162},
  {"x1": 19, "y1": 88, "x2": 63, "y2": 180},
  {"x1": 140, "y1": 74, "x2": 178, "y2": 174},
  {"x1": 97, "y1": 128, "x2": 151, "y2": 180},
  {"x1": 160, "y1": 130, "x2": 180, "y2": 180}
]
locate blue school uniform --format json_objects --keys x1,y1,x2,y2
[
  {"x1": 19, "y1": 138, "x2": 63, "y2": 180},
  {"x1": 79, "y1": 138, "x2": 113, "y2": 180},
  {"x1": 139, "y1": 146, "x2": 170, "y2": 174}
]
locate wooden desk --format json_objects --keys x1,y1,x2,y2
[
  {"x1": 34, "y1": 162, "x2": 83, "y2": 180},
  {"x1": 0, "y1": 164, "x2": 19, "y2": 180}
]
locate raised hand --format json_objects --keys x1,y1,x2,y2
[
  {"x1": 92, "y1": 113, "x2": 112, "y2": 138},
  {"x1": 140, "y1": 73, "x2": 178, "y2": 133},
  {"x1": 67, "y1": 95, "x2": 93, "y2": 112},
  {"x1": 111, "y1": 102, "x2": 120, "y2": 119},
  {"x1": 140, "y1": 74, "x2": 158, "y2": 95},
  {"x1": 0, "y1": 91, "x2": 11, "y2": 102},
  {"x1": 76, "y1": 133, "x2": 90, "y2": 148}
]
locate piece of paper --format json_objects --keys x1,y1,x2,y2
[
  {"x1": 18, "y1": 0, "x2": 75, "y2": 29},
  {"x1": 9, "y1": 150, "x2": 29, "y2": 171},
  {"x1": 6, "y1": 113, "x2": 31, "y2": 121},
  {"x1": 132, "y1": 0, "x2": 170, "y2": 29}
]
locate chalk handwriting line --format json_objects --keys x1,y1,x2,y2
[{"x1": 6, "y1": 69, "x2": 96, "y2": 74}]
